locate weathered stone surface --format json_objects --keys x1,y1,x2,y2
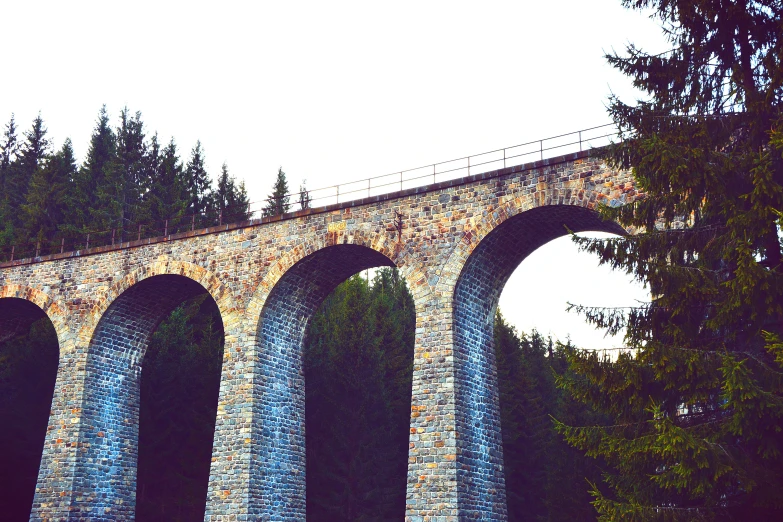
[{"x1": 0, "y1": 150, "x2": 636, "y2": 521}]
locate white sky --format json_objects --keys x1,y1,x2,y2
[{"x1": 1, "y1": 0, "x2": 664, "y2": 349}]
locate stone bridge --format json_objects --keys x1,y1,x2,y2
[{"x1": 0, "y1": 149, "x2": 636, "y2": 521}]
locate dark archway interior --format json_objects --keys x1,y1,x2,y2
[
  {"x1": 254, "y1": 244, "x2": 400, "y2": 519},
  {"x1": 452, "y1": 205, "x2": 624, "y2": 517},
  {"x1": 0, "y1": 298, "x2": 59, "y2": 521},
  {"x1": 73, "y1": 275, "x2": 224, "y2": 521}
]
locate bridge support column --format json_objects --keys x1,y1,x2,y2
[
  {"x1": 29, "y1": 346, "x2": 90, "y2": 521},
  {"x1": 405, "y1": 286, "x2": 508, "y2": 520},
  {"x1": 406, "y1": 303, "x2": 461, "y2": 519}
]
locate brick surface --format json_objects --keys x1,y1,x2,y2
[{"x1": 0, "y1": 151, "x2": 637, "y2": 521}]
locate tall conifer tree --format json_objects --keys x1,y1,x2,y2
[
  {"x1": 557, "y1": 2, "x2": 783, "y2": 519},
  {"x1": 184, "y1": 141, "x2": 211, "y2": 217},
  {"x1": 212, "y1": 162, "x2": 250, "y2": 223},
  {"x1": 0, "y1": 114, "x2": 20, "y2": 246},
  {"x1": 79, "y1": 106, "x2": 117, "y2": 231},
  {"x1": 262, "y1": 167, "x2": 290, "y2": 217},
  {"x1": 92, "y1": 108, "x2": 146, "y2": 237},
  {"x1": 8, "y1": 115, "x2": 50, "y2": 215},
  {"x1": 22, "y1": 139, "x2": 78, "y2": 242}
]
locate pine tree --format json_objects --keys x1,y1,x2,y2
[
  {"x1": 78, "y1": 106, "x2": 117, "y2": 232},
  {"x1": 21, "y1": 139, "x2": 78, "y2": 244},
  {"x1": 92, "y1": 108, "x2": 146, "y2": 239},
  {"x1": 7, "y1": 115, "x2": 50, "y2": 220},
  {"x1": 556, "y1": 2, "x2": 783, "y2": 519},
  {"x1": 211, "y1": 163, "x2": 250, "y2": 224},
  {"x1": 0, "y1": 114, "x2": 19, "y2": 195},
  {"x1": 183, "y1": 141, "x2": 211, "y2": 218},
  {"x1": 144, "y1": 138, "x2": 186, "y2": 230},
  {"x1": 0, "y1": 114, "x2": 20, "y2": 246},
  {"x1": 262, "y1": 167, "x2": 290, "y2": 217}
]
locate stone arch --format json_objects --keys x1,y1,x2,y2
[
  {"x1": 439, "y1": 192, "x2": 628, "y2": 519},
  {"x1": 239, "y1": 231, "x2": 424, "y2": 519},
  {"x1": 0, "y1": 284, "x2": 72, "y2": 351},
  {"x1": 69, "y1": 260, "x2": 236, "y2": 520},
  {"x1": 247, "y1": 225, "x2": 429, "y2": 323},
  {"x1": 0, "y1": 286, "x2": 69, "y2": 521},
  {"x1": 78, "y1": 257, "x2": 239, "y2": 348}
]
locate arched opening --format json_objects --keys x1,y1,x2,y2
[
  {"x1": 72, "y1": 274, "x2": 225, "y2": 520},
  {"x1": 453, "y1": 205, "x2": 625, "y2": 519},
  {"x1": 0, "y1": 298, "x2": 59, "y2": 520},
  {"x1": 255, "y1": 244, "x2": 415, "y2": 520}
]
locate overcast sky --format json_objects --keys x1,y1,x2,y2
[{"x1": 2, "y1": 1, "x2": 665, "y2": 348}]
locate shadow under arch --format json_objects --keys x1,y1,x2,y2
[
  {"x1": 69, "y1": 273, "x2": 226, "y2": 520},
  {"x1": 451, "y1": 204, "x2": 625, "y2": 519},
  {"x1": 0, "y1": 297, "x2": 60, "y2": 520},
  {"x1": 250, "y1": 243, "x2": 399, "y2": 519}
]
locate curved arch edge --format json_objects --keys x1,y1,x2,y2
[{"x1": 77, "y1": 256, "x2": 242, "y2": 347}]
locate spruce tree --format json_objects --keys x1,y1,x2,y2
[
  {"x1": 0, "y1": 114, "x2": 19, "y2": 195},
  {"x1": 212, "y1": 163, "x2": 250, "y2": 224},
  {"x1": 22, "y1": 139, "x2": 78, "y2": 244},
  {"x1": 262, "y1": 167, "x2": 290, "y2": 217},
  {"x1": 556, "y1": 2, "x2": 783, "y2": 519},
  {"x1": 0, "y1": 114, "x2": 20, "y2": 246},
  {"x1": 8, "y1": 115, "x2": 50, "y2": 220},
  {"x1": 145, "y1": 138, "x2": 186, "y2": 230},
  {"x1": 184, "y1": 141, "x2": 211, "y2": 218},
  {"x1": 92, "y1": 108, "x2": 146, "y2": 238},
  {"x1": 79, "y1": 106, "x2": 117, "y2": 232}
]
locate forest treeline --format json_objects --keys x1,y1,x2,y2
[{"x1": 0, "y1": 107, "x2": 250, "y2": 254}]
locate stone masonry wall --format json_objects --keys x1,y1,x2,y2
[{"x1": 0, "y1": 149, "x2": 638, "y2": 521}]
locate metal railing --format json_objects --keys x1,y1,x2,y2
[
  {"x1": 0, "y1": 122, "x2": 616, "y2": 265},
  {"x1": 299, "y1": 123, "x2": 614, "y2": 207}
]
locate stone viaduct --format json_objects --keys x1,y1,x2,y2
[{"x1": 0, "y1": 149, "x2": 637, "y2": 521}]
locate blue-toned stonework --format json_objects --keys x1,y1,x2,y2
[{"x1": 0, "y1": 149, "x2": 638, "y2": 521}]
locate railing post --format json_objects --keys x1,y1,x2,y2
[
  {"x1": 219, "y1": 210, "x2": 223, "y2": 226},
  {"x1": 36, "y1": 240, "x2": 40, "y2": 258},
  {"x1": 336, "y1": 185, "x2": 339, "y2": 204},
  {"x1": 164, "y1": 219, "x2": 168, "y2": 237},
  {"x1": 111, "y1": 228, "x2": 116, "y2": 246},
  {"x1": 540, "y1": 139, "x2": 543, "y2": 160},
  {"x1": 368, "y1": 179, "x2": 371, "y2": 198},
  {"x1": 60, "y1": 237, "x2": 65, "y2": 254},
  {"x1": 503, "y1": 148, "x2": 506, "y2": 168},
  {"x1": 192, "y1": 214, "x2": 195, "y2": 231},
  {"x1": 468, "y1": 156, "x2": 470, "y2": 176},
  {"x1": 86, "y1": 234, "x2": 90, "y2": 250},
  {"x1": 137, "y1": 224, "x2": 142, "y2": 241},
  {"x1": 433, "y1": 164, "x2": 436, "y2": 184},
  {"x1": 400, "y1": 172, "x2": 403, "y2": 192},
  {"x1": 10, "y1": 245, "x2": 14, "y2": 262},
  {"x1": 579, "y1": 130, "x2": 582, "y2": 151}
]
